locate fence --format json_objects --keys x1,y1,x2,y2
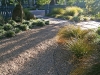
[{"x1": 0, "y1": 5, "x2": 14, "y2": 19}]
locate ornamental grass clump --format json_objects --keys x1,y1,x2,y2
[
  {"x1": 51, "y1": 8, "x2": 65, "y2": 15},
  {"x1": 57, "y1": 25, "x2": 97, "y2": 58},
  {"x1": 64, "y1": 6, "x2": 83, "y2": 17},
  {"x1": 67, "y1": 39, "x2": 94, "y2": 58}
]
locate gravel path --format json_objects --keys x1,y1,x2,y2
[
  {"x1": 0, "y1": 10, "x2": 100, "y2": 75},
  {"x1": 0, "y1": 18, "x2": 73, "y2": 75}
]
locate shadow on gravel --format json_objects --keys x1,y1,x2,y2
[
  {"x1": 0, "y1": 23, "x2": 74, "y2": 75},
  {"x1": 0, "y1": 25, "x2": 60, "y2": 63}
]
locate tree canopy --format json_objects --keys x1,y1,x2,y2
[{"x1": 36, "y1": 0, "x2": 51, "y2": 5}]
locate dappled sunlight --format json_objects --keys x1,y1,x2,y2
[{"x1": 0, "y1": 23, "x2": 61, "y2": 75}]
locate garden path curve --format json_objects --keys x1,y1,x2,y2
[
  {"x1": 0, "y1": 10, "x2": 100, "y2": 75},
  {"x1": 0, "y1": 18, "x2": 73, "y2": 75}
]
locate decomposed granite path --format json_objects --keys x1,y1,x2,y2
[
  {"x1": 0, "y1": 18, "x2": 73, "y2": 75},
  {"x1": 0, "y1": 9, "x2": 100, "y2": 75}
]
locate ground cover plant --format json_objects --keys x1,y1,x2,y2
[
  {"x1": 0, "y1": 19, "x2": 50, "y2": 39},
  {"x1": 47, "y1": 6, "x2": 94, "y2": 22},
  {"x1": 57, "y1": 25, "x2": 100, "y2": 75}
]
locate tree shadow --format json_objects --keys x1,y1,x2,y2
[{"x1": 0, "y1": 24, "x2": 60, "y2": 64}]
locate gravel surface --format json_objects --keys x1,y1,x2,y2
[
  {"x1": 0, "y1": 10, "x2": 100, "y2": 75},
  {"x1": 0, "y1": 18, "x2": 73, "y2": 75}
]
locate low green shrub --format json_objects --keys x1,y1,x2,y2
[
  {"x1": 22, "y1": 21, "x2": 31, "y2": 26},
  {"x1": 72, "y1": 16, "x2": 81, "y2": 22},
  {"x1": 95, "y1": 12, "x2": 100, "y2": 20},
  {"x1": 45, "y1": 21, "x2": 50, "y2": 25},
  {"x1": 13, "y1": 28, "x2": 21, "y2": 33},
  {"x1": 0, "y1": 29, "x2": 6, "y2": 39},
  {"x1": 3, "y1": 24, "x2": 13, "y2": 31},
  {"x1": 51, "y1": 8, "x2": 65, "y2": 15},
  {"x1": 20, "y1": 24, "x2": 29, "y2": 31},
  {"x1": 64, "y1": 6, "x2": 83, "y2": 17},
  {"x1": 5, "y1": 30, "x2": 15, "y2": 37},
  {"x1": 83, "y1": 17, "x2": 90, "y2": 21},
  {"x1": 96, "y1": 27, "x2": 100, "y2": 35},
  {"x1": 24, "y1": 9, "x2": 36, "y2": 20},
  {"x1": 64, "y1": 16, "x2": 73, "y2": 20},
  {"x1": 37, "y1": 21, "x2": 45, "y2": 27},
  {"x1": 8, "y1": 20, "x2": 17, "y2": 26}
]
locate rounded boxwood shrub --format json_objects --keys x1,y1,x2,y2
[
  {"x1": 37, "y1": 21, "x2": 45, "y2": 27},
  {"x1": 13, "y1": 28, "x2": 21, "y2": 33},
  {"x1": 22, "y1": 21, "x2": 30, "y2": 25},
  {"x1": 8, "y1": 20, "x2": 17, "y2": 26},
  {"x1": 3, "y1": 24, "x2": 13, "y2": 31},
  {"x1": 20, "y1": 24, "x2": 29, "y2": 31},
  {"x1": 45, "y1": 21, "x2": 50, "y2": 25},
  {"x1": 5, "y1": 30, "x2": 15, "y2": 37},
  {"x1": 0, "y1": 29, "x2": 6, "y2": 39}
]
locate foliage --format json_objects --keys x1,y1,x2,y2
[
  {"x1": 13, "y1": 28, "x2": 21, "y2": 33},
  {"x1": 19, "y1": 24, "x2": 29, "y2": 31},
  {"x1": 36, "y1": 0, "x2": 51, "y2": 5},
  {"x1": 67, "y1": 39, "x2": 93, "y2": 58},
  {"x1": 8, "y1": 20, "x2": 17, "y2": 26},
  {"x1": 45, "y1": 21, "x2": 50, "y2": 25},
  {"x1": 51, "y1": 8, "x2": 65, "y2": 15},
  {"x1": 0, "y1": 29, "x2": 6, "y2": 39},
  {"x1": 57, "y1": 25, "x2": 97, "y2": 58},
  {"x1": 3, "y1": 24, "x2": 13, "y2": 31},
  {"x1": 12, "y1": 1, "x2": 24, "y2": 22},
  {"x1": 96, "y1": 27, "x2": 100, "y2": 35},
  {"x1": 23, "y1": 9, "x2": 36, "y2": 20},
  {"x1": 64, "y1": 6, "x2": 83, "y2": 16},
  {"x1": 5, "y1": 30, "x2": 15, "y2": 37},
  {"x1": 37, "y1": 20, "x2": 46, "y2": 27}
]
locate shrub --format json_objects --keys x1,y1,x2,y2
[
  {"x1": 64, "y1": 16, "x2": 73, "y2": 20},
  {"x1": 5, "y1": 30, "x2": 15, "y2": 37},
  {"x1": 20, "y1": 24, "x2": 29, "y2": 31},
  {"x1": 57, "y1": 25, "x2": 81, "y2": 40},
  {"x1": 95, "y1": 12, "x2": 100, "y2": 20},
  {"x1": 13, "y1": 28, "x2": 21, "y2": 33},
  {"x1": 37, "y1": 21, "x2": 45, "y2": 27},
  {"x1": 64, "y1": 6, "x2": 83, "y2": 17},
  {"x1": 0, "y1": 29, "x2": 6, "y2": 39},
  {"x1": 84, "y1": 32, "x2": 97, "y2": 42},
  {"x1": 83, "y1": 17, "x2": 90, "y2": 21},
  {"x1": 8, "y1": 20, "x2": 17, "y2": 26},
  {"x1": 0, "y1": 26, "x2": 3, "y2": 29},
  {"x1": 57, "y1": 25, "x2": 97, "y2": 58},
  {"x1": 72, "y1": 16, "x2": 81, "y2": 22},
  {"x1": 3, "y1": 24, "x2": 13, "y2": 31},
  {"x1": 22, "y1": 21, "x2": 31, "y2": 25},
  {"x1": 51, "y1": 8, "x2": 65, "y2": 15},
  {"x1": 96, "y1": 27, "x2": 100, "y2": 35},
  {"x1": 45, "y1": 21, "x2": 50, "y2": 25},
  {"x1": 24, "y1": 9, "x2": 36, "y2": 20}
]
